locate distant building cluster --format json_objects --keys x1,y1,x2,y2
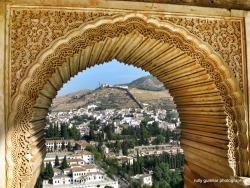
[
  {"x1": 43, "y1": 149, "x2": 118, "y2": 188},
  {"x1": 47, "y1": 107, "x2": 180, "y2": 139},
  {"x1": 130, "y1": 145, "x2": 183, "y2": 157}
]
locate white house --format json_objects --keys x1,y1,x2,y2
[
  {"x1": 139, "y1": 174, "x2": 153, "y2": 186},
  {"x1": 131, "y1": 174, "x2": 153, "y2": 187},
  {"x1": 75, "y1": 150, "x2": 95, "y2": 164},
  {"x1": 53, "y1": 168, "x2": 62, "y2": 176},
  {"x1": 52, "y1": 175, "x2": 72, "y2": 185},
  {"x1": 119, "y1": 156, "x2": 134, "y2": 165}
]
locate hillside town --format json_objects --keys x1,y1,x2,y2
[
  {"x1": 48, "y1": 105, "x2": 179, "y2": 136},
  {"x1": 38, "y1": 104, "x2": 183, "y2": 188}
]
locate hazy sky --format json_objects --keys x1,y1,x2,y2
[{"x1": 57, "y1": 59, "x2": 150, "y2": 96}]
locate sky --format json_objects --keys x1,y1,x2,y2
[{"x1": 57, "y1": 59, "x2": 150, "y2": 96}]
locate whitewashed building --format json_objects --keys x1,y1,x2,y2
[
  {"x1": 131, "y1": 174, "x2": 153, "y2": 187},
  {"x1": 52, "y1": 175, "x2": 71, "y2": 185}
]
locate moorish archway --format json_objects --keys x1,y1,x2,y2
[{"x1": 6, "y1": 8, "x2": 249, "y2": 188}]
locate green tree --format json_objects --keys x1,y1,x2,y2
[
  {"x1": 67, "y1": 142, "x2": 71, "y2": 151},
  {"x1": 54, "y1": 142, "x2": 57, "y2": 151},
  {"x1": 156, "y1": 135, "x2": 165, "y2": 145},
  {"x1": 135, "y1": 150, "x2": 141, "y2": 174},
  {"x1": 76, "y1": 131, "x2": 81, "y2": 140},
  {"x1": 165, "y1": 129, "x2": 170, "y2": 143},
  {"x1": 55, "y1": 123, "x2": 60, "y2": 137},
  {"x1": 60, "y1": 156, "x2": 69, "y2": 170},
  {"x1": 115, "y1": 139, "x2": 121, "y2": 154},
  {"x1": 61, "y1": 141, "x2": 65, "y2": 150},
  {"x1": 153, "y1": 180, "x2": 170, "y2": 188},
  {"x1": 129, "y1": 181, "x2": 141, "y2": 188},
  {"x1": 122, "y1": 140, "x2": 128, "y2": 156},
  {"x1": 170, "y1": 170, "x2": 184, "y2": 188},
  {"x1": 40, "y1": 164, "x2": 45, "y2": 179},
  {"x1": 89, "y1": 125, "x2": 95, "y2": 141},
  {"x1": 70, "y1": 124, "x2": 77, "y2": 140},
  {"x1": 44, "y1": 162, "x2": 54, "y2": 179},
  {"x1": 35, "y1": 165, "x2": 45, "y2": 188},
  {"x1": 46, "y1": 124, "x2": 54, "y2": 138},
  {"x1": 153, "y1": 163, "x2": 170, "y2": 181},
  {"x1": 55, "y1": 155, "x2": 60, "y2": 166},
  {"x1": 150, "y1": 121, "x2": 161, "y2": 136},
  {"x1": 35, "y1": 175, "x2": 43, "y2": 188},
  {"x1": 61, "y1": 123, "x2": 69, "y2": 139}
]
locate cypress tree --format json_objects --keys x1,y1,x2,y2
[
  {"x1": 169, "y1": 155, "x2": 172, "y2": 169},
  {"x1": 122, "y1": 140, "x2": 128, "y2": 156},
  {"x1": 61, "y1": 123, "x2": 69, "y2": 139},
  {"x1": 54, "y1": 142, "x2": 57, "y2": 151},
  {"x1": 139, "y1": 162, "x2": 143, "y2": 174},
  {"x1": 77, "y1": 131, "x2": 81, "y2": 141},
  {"x1": 55, "y1": 155, "x2": 60, "y2": 166},
  {"x1": 89, "y1": 126, "x2": 95, "y2": 141},
  {"x1": 60, "y1": 156, "x2": 69, "y2": 170},
  {"x1": 47, "y1": 162, "x2": 54, "y2": 178},
  {"x1": 172, "y1": 155, "x2": 176, "y2": 169},
  {"x1": 61, "y1": 141, "x2": 65, "y2": 150},
  {"x1": 133, "y1": 160, "x2": 137, "y2": 175},
  {"x1": 165, "y1": 129, "x2": 170, "y2": 143},
  {"x1": 53, "y1": 124, "x2": 57, "y2": 137},
  {"x1": 55, "y1": 123, "x2": 59, "y2": 137},
  {"x1": 67, "y1": 142, "x2": 71, "y2": 151},
  {"x1": 136, "y1": 150, "x2": 140, "y2": 174},
  {"x1": 71, "y1": 124, "x2": 77, "y2": 140},
  {"x1": 46, "y1": 124, "x2": 54, "y2": 138},
  {"x1": 40, "y1": 164, "x2": 45, "y2": 179},
  {"x1": 35, "y1": 175, "x2": 43, "y2": 188},
  {"x1": 127, "y1": 162, "x2": 131, "y2": 173},
  {"x1": 44, "y1": 162, "x2": 54, "y2": 179}
]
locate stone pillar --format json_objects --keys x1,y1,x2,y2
[{"x1": 0, "y1": 2, "x2": 6, "y2": 188}]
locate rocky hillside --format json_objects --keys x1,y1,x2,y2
[
  {"x1": 52, "y1": 88, "x2": 140, "y2": 111},
  {"x1": 127, "y1": 75, "x2": 164, "y2": 91},
  {"x1": 51, "y1": 75, "x2": 175, "y2": 111}
]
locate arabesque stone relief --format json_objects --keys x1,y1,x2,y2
[{"x1": 7, "y1": 7, "x2": 247, "y2": 188}]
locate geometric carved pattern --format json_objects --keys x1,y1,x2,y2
[{"x1": 8, "y1": 8, "x2": 248, "y2": 188}]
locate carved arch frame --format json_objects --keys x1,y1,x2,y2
[{"x1": 7, "y1": 12, "x2": 248, "y2": 187}]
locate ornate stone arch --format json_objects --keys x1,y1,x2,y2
[{"x1": 7, "y1": 13, "x2": 247, "y2": 188}]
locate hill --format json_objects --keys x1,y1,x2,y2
[
  {"x1": 127, "y1": 75, "x2": 164, "y2": 91},
  {"x1": 51, "y1": 75, "x2": 175, "y2": 111},
  {"x1": 52, "y1": 88, "x2": 141, "y2": 111}
]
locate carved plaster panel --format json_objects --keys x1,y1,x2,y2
[
  {"x1": 10, "y1": 8, "x2": 245, "y2": 99},
  {"x1": 10, "y1": 9, "x2": 121, "y2": 98}
]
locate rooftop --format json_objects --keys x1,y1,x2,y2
[
  {"x1": 46, "y1": 152, "x2": 74, "y2": 158},
  {"x1": 74, "y1": 150, "x2": 93, "y2": 155},
  {"x1": 71, "y1": 167, "x2": 86, "y2": 172},
  {"x1": 52, "y1": 175, "x2": 71, "y2": 179}
]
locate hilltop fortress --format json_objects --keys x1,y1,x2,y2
[{"x1": 100, "y1": 84, "x2": 129, "y2": 90}]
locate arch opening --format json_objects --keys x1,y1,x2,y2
[
  {"x1": 41, "y1": 59, "x2": 181, "y2": 187},
  {"x1": 7, "y1": 13, "x2": 247, "y2": 188}
]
